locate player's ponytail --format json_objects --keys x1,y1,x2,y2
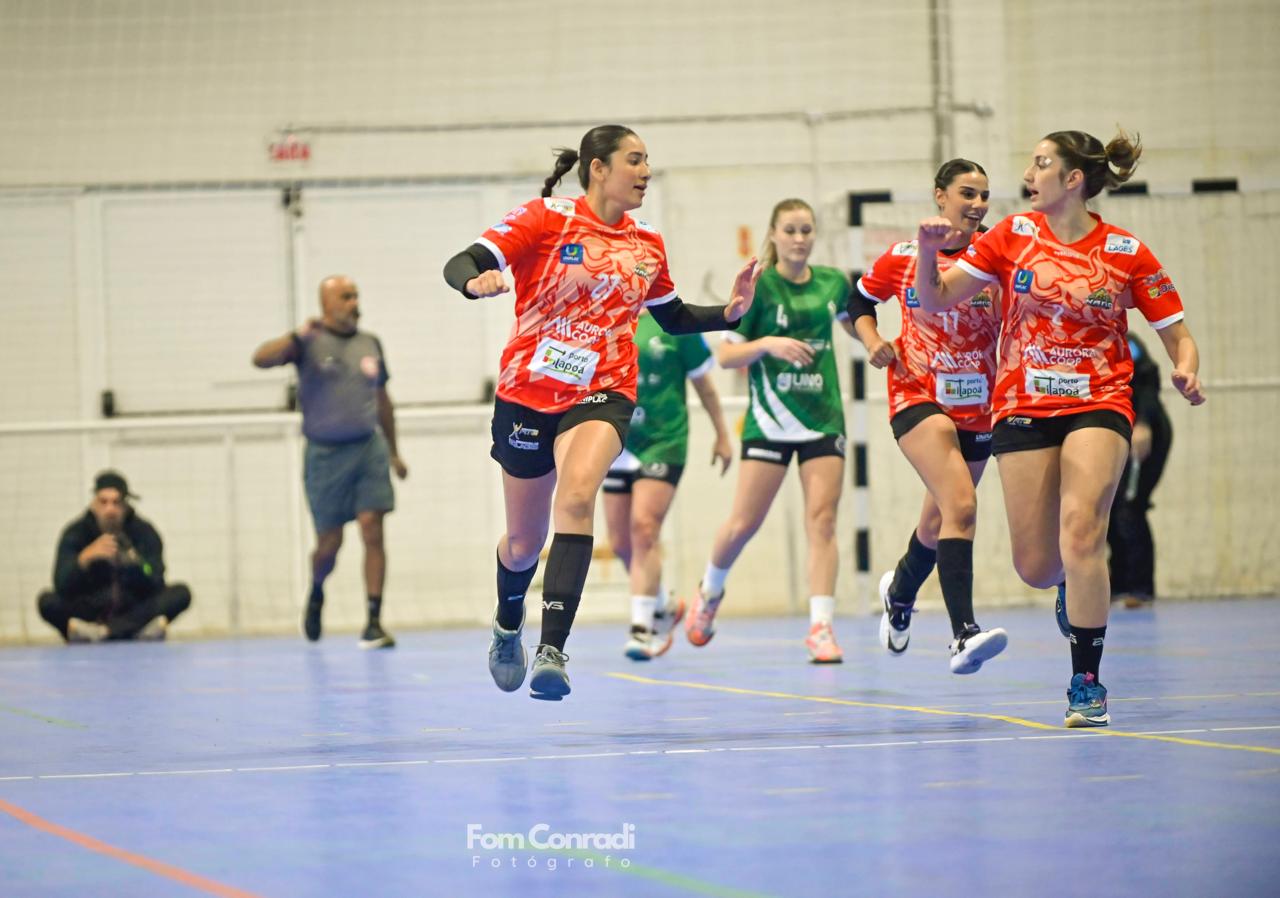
[
  {"x1": 543, "y1": 149, "x2": 579, "y2": 197},
  {"x1": 543, "y1": 125, "x2": 638, "y2": 198},
  {"x1": 1044, "y1": 128, "x2": 1143, "y2": 199}
]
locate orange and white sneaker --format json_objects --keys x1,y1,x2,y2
[
  {"x1": 685, "y1": 587, "x2": 722, "y2": 647},
  {"x1": 805, "y1": 622, "x2": 844, "y2": 664}
]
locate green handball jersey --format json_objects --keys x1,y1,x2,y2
[
  {"x1": 727, "y1": 265, "x2": 849, "y2": 442},
  {"x1": 627, "y1": 312, "x2": 715, "y2": 465}
]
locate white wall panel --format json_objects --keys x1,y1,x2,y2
[{"x1": 100, "y1": 191, "x2": 291, "y2": 413}]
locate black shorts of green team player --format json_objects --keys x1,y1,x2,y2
[
  {"x1": 601, "y1": 456, "x2": 685, "y2": 494},
  {"x1": 740, "y1": 433, "x2": 846, "y2": 467},
  {"x1": 490, "y1": 391, "x2": 636, "y2": 480},
  {"x1": 991, "y1": 408, "x2": 1132, "y2": 456},
  {"x1": 890, "y1": 402, "x2": 994, "y2": 463}
]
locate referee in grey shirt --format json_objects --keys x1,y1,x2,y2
[{"x1": 253, "y1": 275, "x2": 408, "y2": 648}]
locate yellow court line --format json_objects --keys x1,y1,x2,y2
[{"x1": 607, "y1": 673, "x2": 1280, "y2": 756}]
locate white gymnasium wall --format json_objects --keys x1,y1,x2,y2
[{"x1": 1, "y1": 0, "x2": 1278, "y2": 642}]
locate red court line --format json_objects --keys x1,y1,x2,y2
[{"x1": 0, "y1": 797, "x2": 264, "y2": 898}]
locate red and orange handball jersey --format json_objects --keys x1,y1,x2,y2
[
  {"x1": 955, "y1": 211, "x2": 1184, "y2": 425},
  {"x1": 857, "y1": 233, "x2": 1001, "y2": 433},
  {"x1": 475, "y1": 195, "x2": 679, "y2": 413}
]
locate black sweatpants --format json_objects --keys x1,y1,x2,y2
[
  {"x1": 37, "y1": 584, "x2": 192, "y2": 641},
  {"x1": 1107, "y1": 417, "x2": 1172, "y2": 600}
]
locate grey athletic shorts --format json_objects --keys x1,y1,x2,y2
[{"x1": 303, "y1": 431, "x2": 395, "y2": 532}]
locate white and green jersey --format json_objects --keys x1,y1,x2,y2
[
  {"x1": 726, "y1": 265, "x2": 849, "y2": 442},
  {"x1": 627, "y1": 312, "x2": 715, "y2": 465}
]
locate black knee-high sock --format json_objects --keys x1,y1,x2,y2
[
  {"x1": 889, "y1": 531, "x2": 937, "y2": 604},
  {"x1": 496, "y1": 553, "x2": 539, "y2": 631},
  {"x1": 1070, "y1": 625, "x2": 1107, "y2": 678},
  {"x1": 936, "y1": 538, "x2": 976, "y2": 637},
  {"x1": 539, "y1": 533, "x2": 594, "y2": 651}
]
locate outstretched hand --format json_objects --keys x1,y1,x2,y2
[
  {"x1": 1171, "y1": 369, "x2": 1205, "y2": 405},
  {"x1": 724, "y1": 258, "x2": 763, "y2": 323},
  {"x1": 917, "y1": 216, "x2": 964, "y2": 254}
]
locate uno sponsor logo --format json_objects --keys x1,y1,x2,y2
[
  {"x1": 1026, "y1": 368, "x2": 1091, "y2": 399},
  {"x1": 559, "y1": 243, "x2": 584, "y2": 265},
  {"x1": 905, "y1": 287, "x2": 920, "y2": 308},
  {"x1": 508, "y1": 422, "x2": 541, "y2": 451},
  {"x1": 1104, "y1": 234, "x2": 1140, "y2": 255},
  {"x1": 1022, "y1": 344, "x2": 1098, "y2": 365},
  {"x1": 776, "y1": 371, "x2": 824, "y2": 393},
  {"x1": 1013, "y1": 269, "x2": 1034, "y2": 294},
  {"x1": 1011, "y1": 216, "x2": 1037, "y2": 237},
  {"x1": 932, "y1": 349, "x2": 986, "y2": 370},
  {"x1": 891, "y1": 241, "x2": 918, "y2": 257},
  {"x1": 549, "y1": 317, "x2": 606, "y2": 343},
  {"x1": 1085, "y1": 288, "x2": 1113, "y2": 310}
]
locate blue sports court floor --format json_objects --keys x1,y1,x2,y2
[{"x1": 2, "y1": 598, "x2": 1278, "y2": 897}]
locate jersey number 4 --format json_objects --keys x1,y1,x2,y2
[{"x1": 775, "y1": 306, "x2": 789, "y2": 329}]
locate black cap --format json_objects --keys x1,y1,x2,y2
[{"x1": 93, "y1": 470, "x2": 139, "y2": 500}]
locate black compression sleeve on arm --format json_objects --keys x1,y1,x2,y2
[
  {"x1": 647, "y1": 298, "x2": 740, "y2": 335},
  {"x1": 443, "y1": 244, "x2": 500, "y2": 298},
  {"x1": 846, "y1": 292, "x2": 879, "y2": 323}
]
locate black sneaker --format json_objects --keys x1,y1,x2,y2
[
  {"x1": 304, "y1": 594, "x2": 324, "y2": 642},
  {"x1": 359, "y1": 620, "x2": 396, "y2": 650}
]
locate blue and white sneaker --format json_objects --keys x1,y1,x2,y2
[
  {"x1": 488, "y1": 606, "x2": 528, "y2": 693},
  {"x1": 1065, "y1": 672, "x2": 1110, "y2": 727},
  {"x1": 948, "y1": 625, "x2": 1008, "y2": 675},
  {"x1": 878, "y1": 571, "x2": 914, "y2": 655},
  {"x1": 1054, "y1": 583, "x2": 1071, "y2": 639}
]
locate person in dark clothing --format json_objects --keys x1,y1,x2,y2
[
  {"x1": 1108, "y1": 334, "x2": 1173, "y2": 608},
  {"x1": 37, "y1": 471, "x2": 192, "y2": 642}
]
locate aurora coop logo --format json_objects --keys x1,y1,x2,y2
[{"x1": 467, "y1": 822, "x2": 637, "y2": 872}]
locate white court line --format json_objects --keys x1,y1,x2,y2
[
  {"x1": 665, "y1": 748, "x2": 716, "y2": 755},
  {"x1": 434, "y1": 757, "x2": 528, "y2": 764},
  {"x1": 9, "y1": 720, "x2": 1278, "y2": 782},
  {"x1": 39, "y1": 772, "x2": 134, "y2": 780},
  {"x1": 543, "y1": 722, "x2": 590, "y2": 728},
  {"x1": 782, "y1": 711, "x2": 835, "y2": 717},
  {"x1": 332, "y1": 760, "x2": 433, "y2": 768},
  {"x1": 1085, "y1": 774, "x2": 1146, "y2": 782},
  {"x1": 662, "y1": 716, "x2": 710, "y2": 722}
]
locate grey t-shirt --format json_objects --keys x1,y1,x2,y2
[{"x1": 295, "y1": 328, "x2": 389, "y2": 443}]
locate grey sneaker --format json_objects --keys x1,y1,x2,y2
[
  {"x1": 529, "y1": 644, "x2": 571, "y2": 699},
  {"x1": 488, "y1": 607, "x2": 528, "y2": 692}
]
